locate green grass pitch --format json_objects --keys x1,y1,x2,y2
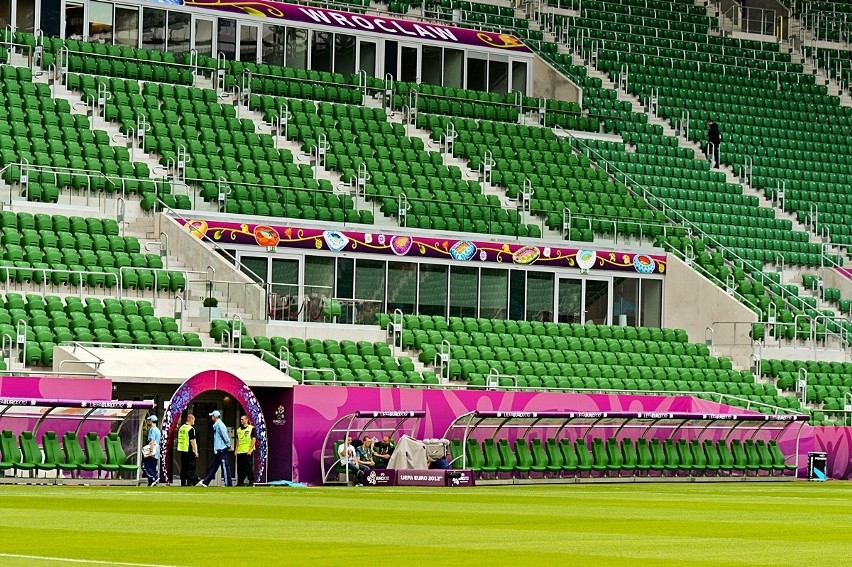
[{"x1": 0, "y1": 483, "x2": 849, "y2": 566}]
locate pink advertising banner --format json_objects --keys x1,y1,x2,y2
[
  {"x1": 179, "y1": 218, "x2": 667, "y2": 275},
  {"x1": 289, "y1": 386, "x2": 810, "y2": 484},
  {"x1": 813, "y1": 426, "x2": 852, "y2": 480},
  {"x1": 183, "y1": 0, "x2": 531, "y2": 53}
]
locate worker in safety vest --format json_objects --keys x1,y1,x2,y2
[
  {"x1": 177, "y1": 414, "x2": 199, "y2": 486},
  {"x1": 235, "y1": 414, "x2": 257, "y2": 486}
]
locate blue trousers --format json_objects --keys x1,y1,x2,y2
[
  {"x1": 142, "y1": 456, "x2": 159, "y2": 485},
  {"x1": 202, "y1": 449, "x2": 232, "y2": 486}
]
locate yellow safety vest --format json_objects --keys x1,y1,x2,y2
[
  {"x1": 177, "y1": 424, "x2": 192, "y2": 452},
  {"x1": 236, "y1": 425, "x2": 254, "y2": 454}
]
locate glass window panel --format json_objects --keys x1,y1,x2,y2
[
  {"x1": 467, "y1": 56, "x2": 487, "y2": 91},
  {"x1": 557, "y1": 278, "x2": 582, "y2": 324},
  {"x1": 310, "y1": 30, "x2": 332, "y2": 72},
  {"x1": 443, "y1": 48, "x2": 464, "y2": 88},
  {"x1": 354, "y1": 259, "x2": 385, "y2": 325},
  {"x1": 305, "y1": 256, "x2": 334, "y2": 295},
  {"x1": 114, "y1": 7, "x2": 139, "y2": 48},
  {"x1": 141, "y1": 8, "x2": 166, "y2": 51},
  {"x1": 239, "y1": 23, "x2": 257, "y2": 62},
  {"x1": 286, "y1": 27, "x2": 308, "y2": 69},
  {"x1": 87, "y1": 0, "x2": 112, "y2": 42},
  {"x1": 0, "y1": 0, "x2": 9, "y2": 29},
  {"x1": 40, "y1": 0, "x2": 62, "y2": 37},
  {"x1": 15, "y1": 0, "x2": 34, "y2": 33},
  {"x1": 488, "y1": 59, "x2": 508, "y2": 93},
  {"x1": 387, "y1": 262, "x2": 417, "y2": 315},
  {"x1": 612, "y1": 277, "x2": 639, "y2": 327},
  {"x1": 194, "y1": 18, "x2": 213, "y2": 57},
  {"x1": 168, "y1": 11, "x2": 190, "y2": 56},
  {"x1": 269, "y1": 258, "x2": 299, "y2": 322},
  {"x1": 526, "y1": 272, "x2": 553, "y2": 322},
  {"x1": 421, "y1": 45, "x2": 442, "y2": 86},
  {"x1": 584, "y1": 280, "x2": 609, "y2": 325},
  {"x1": 450, "y1": 267, "x2": 477, "y2": 318},
  {"x1": 400, "y1": 46, "x2": 418, "y2": 82},
  {"x1": 65, "y1": 4, "x2": 85, "y2": 39},
  {"x1": 239, "y1": 256, "x2": 267, "y2": 283},
  {"x1": 641, "y1": 279, "x2": 663, "y2": 328},
  {"x1": 335, "y1": 258, "x2": 354, "y2": 324},
  {"x1": 479, "y1": 268, "x2": 507, "y2": 319},
  {"x1": 217, "y1": 17, "x2": 236, "y2": 60},
  {"x1": 359, "y1": 40, "x2": 376, "y2": 77},
  {"x1": 509, "y1": 270, "x2": 525, "y2": 321},
  {"x1": 418, "y1": 264, "x2": 447, "y2": 317},
  {"x1": 384, "y1": 40, "x2": 398, "y2": 80},
  {"x1": 334, "y1": 33, "x2": 356, "y2": 76},
  {"x1": 262, "y1": 24, "x2": 286, "y2": 67},
  {"x1": 511, "y1": 61, "x2": 527, "y2": 95}
]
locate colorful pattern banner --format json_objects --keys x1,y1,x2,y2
[
  {"x1": 180, "y1": 219, "x2": 667, "y2": 275},
  {"x1": 183, "y1": 0, "x2": 531, "y2": 52}
]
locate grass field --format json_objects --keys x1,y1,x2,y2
[{"x1": 0, "y1": 482, "x2": 850, "y2": 566}]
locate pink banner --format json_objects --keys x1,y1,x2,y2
[
  {"x1": 180, "y1": 219, "x2": 667, "y2": 275},
  {"x1": 813, "y1": 426, "x2": 852, "y2": 480},
  {"x1": 184, "y1": 0, "x2": 531, "y2": 53}
]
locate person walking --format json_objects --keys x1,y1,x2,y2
[
  {"x1": 177, "y1": 414, "x2": 199, "y2": 486},
  {"x1": 706, "y1": 119, "x2": 721, "y2": 168},
  {"x1": 142, "y1": 415, "x2": 161, "y2": 487},
  {"x1": 235, "y1": 414, "x2": 258, "y2": 486},
  {"x1": 197, "y1": 410, "x2": 232, "y2": 487}
]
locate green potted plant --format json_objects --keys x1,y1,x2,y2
[{"x1": 203, "y1": 296, "x2": 220, "y2": 319}]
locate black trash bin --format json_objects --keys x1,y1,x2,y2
[{"x1": 807, "y1": 452, "x2": 827, "y2": 481}]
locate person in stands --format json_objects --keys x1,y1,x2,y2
[
  {"x1": 197, "y1": 410, "x2": 232, "y2": 487},
  {"x1": 235, "y1": 414, "x2": 258, "y2": 486},
  {"x1": 142, "y1": 415, "x2": 161, "y2": 487},
  {"x1": 706, "y1": 119, "x2": 721, "y2": 168},
  {"x1": 372, "y1": 434, "x2": 395, "y2": 469},
  {"x1": 177, "y1": 414, "x2": 199, "y2": 486}
]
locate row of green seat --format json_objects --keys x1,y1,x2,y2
[
  {"x1": 452, "y1": 436, "x2": 796, "y2": 477},
  {"x1": 0, "y1": 430, "x2": 137, "y2": 479}
]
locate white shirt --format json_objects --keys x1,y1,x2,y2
[{"x1": 338, "y1": 443, "x2": 356, "y2": 466}]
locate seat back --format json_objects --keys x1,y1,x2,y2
[
  {"x1": 690, "y1": 440, "x2": 707, "y2": 468},
  {"x1": 19, "y1": 431, "x2": 43, "y2": 466},
  {"x1": 84, "y1": 432, "x2": 107, "y2": 466},
  {"x1": 530, "y1": 438, "x2": 550, "y2": 468},
  {"x1": 663, "y1": 438, "x2": 680, "y2": 468},
  {"x1": 606, "y1": 438, "x2": 623, "y2": 468},
  {"x1": 755, "y1": 440, "x2": 774, "y2": 469},
  {"x1": 62, "y1": 432, "x2": 86, "y2": 466},
  {"x1": 574, "y1": 438, "x2": 593, "y2": 468},
  {"x1": 730, "y1": 439, "x2": 748, "y2": 467},
  {"x1": 767, "y1": 440, "x2": 788, "y2": 467},
  {"x1": 559, "y1": 439, "x2": 579, "y2": 469},
  {"x1": 482, "y1": 438, "x2": 501, "y2": 470},
  {"x1": 591, "y1": 437, "x2": 608, "y2": 468},
  {"x1": 650, "y1": 438, "x2": 666, "y2": 468},
  {"x1": 1, "y1": 430, "x2": 22, "y2": 464},
  {"x1": 620, "y1": 438, "x2": 638, "y2": 468},
  {"x1": 42, "y1": 431, "x2": 66, "y2": 466},
  {"x1": 105, "y1": 432, "x2": 129, "y2": 466},
  {"x1": 544, "y1": 438, "x2": 563, "y2": 469},
  {"x1": 497, "y1": 439, "x2": 518, "y2": 469},
  {"x1": 513, "y1": 439, "x2": 533, "y2": 469},
  {"x1": 703, "y1": 440, "x2": 721, "y2": 468},
  {"x1": 744, "y1": 440, "x2": 761, "y2": 468},
  {"x1": 449, "y1": 438, "x2": 464, "y2": 469},
  {"x1": 717, "y1": 440, "x2": 735, "y2": 468},
  {"x1": 465, "y1": 438, "x2": 485, "y2": 470},
  {"x1": 676, "y1": 439, "x2": 693, "y2": 469},
  {"x1": 635, "y1": 438, "x2": 653, "y2": 467}
]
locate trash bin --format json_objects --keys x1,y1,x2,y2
[{"x1": 807, "y1": 452, "x2": 827, "y2": 481}]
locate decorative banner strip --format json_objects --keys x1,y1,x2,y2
[
  {"x1": 184, "y1": 0, "x2": 531, "y2": 52},
  {"x1": 181, "y1": 219, "x2": 667, "y2": 275},
  {"x1": 480, "y1": 410, "x2": 809, "y2": 421},
  {"x1": 0, "y1": 397, "x2": 155, "y2": 409}
]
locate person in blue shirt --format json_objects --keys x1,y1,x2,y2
[
  {"x1": 143, "y1": 415, "x2": 161, "y2": 487},
  {"x1": 197, "y1": 410, "x2": 232, "y2": 487}
]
